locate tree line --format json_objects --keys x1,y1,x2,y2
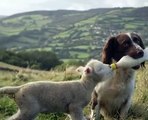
[{"x1": 0, "y1": 50, "x2": 62, "y2": 70}]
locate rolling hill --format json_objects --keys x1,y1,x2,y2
[{"x1": 0, "y1": 7, "x2": 148, "y2": 60}]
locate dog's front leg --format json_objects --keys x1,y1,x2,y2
[
  {"x1": 119, "y1": 98, "x2": 131, "y2": 120},
  {"x1": 90, "y1": 90, "x2": 100, "y2": 120},
  {"x1": 90, "y1": 103, "x2": 100, "y2": 120}
]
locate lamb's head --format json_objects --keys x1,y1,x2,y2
[{"x1": 76, "y1": 59, "x2": 113, "y2": 82}]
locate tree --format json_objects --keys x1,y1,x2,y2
[{"x1": 0, "y1": 50, "x2": 62, "y2": 70}]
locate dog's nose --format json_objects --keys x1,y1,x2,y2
[
  {"x1": 137, "y1": 50, "x2": 144, "y2": 57},
  {"x1": 130, "y1": 50, "x2": 144, "y2": 59}
]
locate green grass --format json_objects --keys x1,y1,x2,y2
[
  {"x1": 0, "y1": 63, "x2": 148, "y2": 119},
  {"x1": 79, "y1": 31, "x2": 90, "y2": 37},
  {"x1": 75, "y1": 16, "x2": 97, "y2": 26},
  {"x1": 25, "y1": 47, "x2": 52, "y2": 52},
  {"x1": 73, "y1": 45, "x2": 89, "y2": 49},
  {"x1": 48, "y1": 43, "x2": 64, "y2": 47},
  {"x1": 53, "y1": 30, "x2": 72, "y2": 39},
  {"x1": 0, "y1": 26, "x2": 24, "y2": 36},
  {"x1": 0, "y1": 15, "x2": 52, "y2": 36},
  {"x1": 70, "y1": 51, "x2": 90, "y2": 59},
  {"x1": 125, "y1": 23, "x2": 137, "y2": 29}
]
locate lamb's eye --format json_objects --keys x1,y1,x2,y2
[
  {"x1": 94, "y1": 66, "x2": 102, "y2": 73},
  {"x1": 96, "y1": 67, "x2": 101, "y2": 72}
]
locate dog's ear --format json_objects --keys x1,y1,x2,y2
[
  {"x1": 138, "y1": 37, "x2": 146, "y2": 68},
  {"x1": 101, "y1": 36, "x2": 117, "y2": 64},
  {"x1": 132, "y1": 32, "x2": 145, "y2": 49},
  {"x1": 133, "y1": 33, "x2": 146, "y2": 68}
]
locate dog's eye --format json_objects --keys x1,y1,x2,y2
[
  {"x1": 133, "y1": 37, "x2": 140, "y2": 44},
  {"x1": 122, "y1": 41, "x2": 130, "y2": 48}
]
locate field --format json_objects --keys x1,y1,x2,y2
[
  {"x1": 0, "y1": 62, "x2": 148, "y2": 120},
  {"x1": 0, "y1": 7, "x2": 148, "y2": 61}
]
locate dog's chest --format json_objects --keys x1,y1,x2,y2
[{"x1": 95, "y1": 69, "x2": 135, "y2": 101}]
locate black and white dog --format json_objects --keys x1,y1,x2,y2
[{"x1": 90, "y1": 32, "x2": 145, "y2": 120}]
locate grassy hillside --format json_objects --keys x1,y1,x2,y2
[
  {"x1": 0, "y1": 62, "x2": 148, "y2": 120},
  {"x1": 0, "y1": 16, "x2": 6, "y2": 19},
  {"x1": 0, "y1": 7, "x2": 148, "y2": 61}
]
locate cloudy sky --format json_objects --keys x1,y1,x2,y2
[{"x1": 0, "y1": 0, "x2": 148, "y2": 15}]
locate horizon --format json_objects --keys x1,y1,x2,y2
[
  {"x1": 0, "y1": 0, "x2": 148, "y2": 16},
  {"x1": 1, "y1": 6, "x2": 148, "y2": 17}
]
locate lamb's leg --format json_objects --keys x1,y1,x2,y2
[
  {"x1": 8, "y1": 100, "x2": 40, "y2": 120},
  {"x1": 7, "y1": 109, "x2": 21, "y2": 120},
  {"x1": 69, "y1": 105, "x2": 86, "y2": 120},
  {"x1": 9, "y1": 95, "x2": 40, "y2": 120},
  {"x1": 70, "y1": 111, "x2": 86, "y2": 120},
  {"x1": 8, "y1": 109, "x2": 38, "y2": 120}
]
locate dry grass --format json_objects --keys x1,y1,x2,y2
[{"x1": 0, "y1": 63, "x2": 147, "y2": 120}]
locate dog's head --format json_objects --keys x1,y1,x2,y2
[{"x1": 102, "y1": 32, "x2": 145, "y2": 69}]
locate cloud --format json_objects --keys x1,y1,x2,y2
[{"x1": 0, "y1": 0, "x2": 148, "y2": 15}]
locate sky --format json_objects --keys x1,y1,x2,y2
[{"x1": 0, "y1": 0, "x2": 148, "y2": 15}]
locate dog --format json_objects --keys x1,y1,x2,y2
[
  {"x1": 0, "y1": 59, "x2": 114, "y2": 120},
  {"x1": 90, "y1": 32, "x2": 145, "y2": 120}
]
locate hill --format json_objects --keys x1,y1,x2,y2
[
  {"x1": 0, "y1": 16, "x2": 6, "y2": 19},
  {"x1": 0, "y1": 7, "x2": 148, "y2": 60}
]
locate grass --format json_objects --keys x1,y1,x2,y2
[
  {"x1": 125, "y1": 23, "x2": 137, "y2": 29},
  {"x1": 69, "y1": 51, "x2": 90, "y2": 59},
  {"x1": 53, "y1": 30, "x2": 72, "y2": 39},
  {"x1": 0, "y1": 15, "x2": 52, "y2": 36},
  {"x1": 25, "y1": 47, "x2": 52, "y2": 52},
  {"x1": 0, "y1": 26, "x2": 24, "y2": 36},
  {"x1": 73, "y1": 45, "x2": 89, "y2": 49},
  {"x1": 48, "y1": 43, "x2": 64, "y2": 47},
  {"x1": 75, "y1": 16, "x2": 97, "y2": 26},
  {"x1": 0, "y1": 62, "x2": 148, "y2": 119}
]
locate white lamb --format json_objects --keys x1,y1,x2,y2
[{"x1": 0, "y1": 59, "x2": 113, "y2": 120}]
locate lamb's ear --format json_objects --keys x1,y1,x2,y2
[
  {"x1": 76, "y1": 66, "x2": 85, "y2": 73},
  {"x1": 84, "y1": 66, "x2": 92, "y2": 74}
]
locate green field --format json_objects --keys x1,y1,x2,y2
[{"x1": 0, "y1": 7, "x2": 148, "y2": 61}]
